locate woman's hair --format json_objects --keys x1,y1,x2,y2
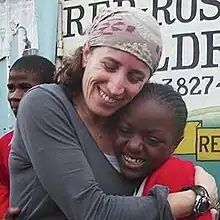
[
  {"x1": 55, "y1": 47, "x2": 85, "y2": 98},
  {"x1": 56, "y1": 7, "x2": 163, "y2": 100},
  {"x1": 108, "y1": 83, "x2": 188, "y2": 139}
]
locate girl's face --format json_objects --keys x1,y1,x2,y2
[
  {"x1": 81, "y1": 45, "x2": 151, "y2": 117},
  {"x1": 114, "y1": 97, "x2": 181, "y2": 180}
]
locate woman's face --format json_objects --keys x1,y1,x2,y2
[{"x1": 82, "y1": 45, "x2": 151, "y2": 117}]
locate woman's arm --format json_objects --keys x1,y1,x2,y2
[
  {"x1": 195, "y1": 166, "x2": 218, "y2": 207},
  {"x1": 10, "y1": 86, "x2": 173, "y2": 220},
  {"x1": 11, "y1": 86, "x2": 217, "y2": 220},
  {"x1": 168, "y1": 190, "x2": 196, "y2": 218}
]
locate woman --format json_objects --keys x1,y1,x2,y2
[{"x1": 9, "y1": 7, "x2": 217, "y2": 219}]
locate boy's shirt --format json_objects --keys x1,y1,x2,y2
[
  {"x1": 135, "y1": 156, "x2": 212, "y2": 220},
  {"x1": 0, "y1": 130, "x2": 13, "y2": 219}
]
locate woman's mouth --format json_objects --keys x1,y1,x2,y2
[{"x1": 98, "y1": 87, "x2": 116, "y2": 104}]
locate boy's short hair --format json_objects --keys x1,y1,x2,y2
[{"x1": 10, "y1": 55, "x2": 55, "y2": 83}]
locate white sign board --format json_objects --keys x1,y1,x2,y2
[
  {"x1": 62, "y1": 0, "x2": 220, "y2": 161},
  {"x1": 0, "y1": 0, "x2": 38, "y2": 59}
]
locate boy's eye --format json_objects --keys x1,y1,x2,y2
[{"x1": 7, "y1": 84, "x2": 15, "y2": 92}]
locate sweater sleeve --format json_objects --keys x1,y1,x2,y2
[{"x1": 13, "y1": 86, "x2": 174, "y2": 220}]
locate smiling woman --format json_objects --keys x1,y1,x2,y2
[
  {"x1": 9, "y1": 6, "x2": 217, "y2": 220},
  {"x1": 80, "y1": 45, "x2": 151, "y2": 117}
]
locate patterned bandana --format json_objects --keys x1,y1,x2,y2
[{"x1": 87, "y1": 7, "x2": 163, "y2": 73}]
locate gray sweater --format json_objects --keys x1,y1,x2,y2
[{"x1": 10, "y1": 84, "x2": 174, "y2": 220}]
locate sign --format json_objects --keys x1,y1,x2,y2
[
  {"x1": 62, "y1": 0, "x2": 220, "y2": 162},
  {"x1": 175, "y1": 121, "x2": 220, "y2": 161},
  {"x1": 0, "y1": 0, "x2": 9, "y2": 59},
  {"x1": 0, "y1": 0, "x2": 38, "y2": 59}
]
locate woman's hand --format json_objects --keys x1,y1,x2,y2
[
  {"x1": 168, "y1": 166, "x2": 218, "y2": 219},
  {"x1": 3, "y1": 208, "x2": 20, "y2": 220},
  {"x1": 195, "y1": 166, "x2": 219, "y2": 220},
  {"x1": 195, "y1": 166, "x2": 218, "y2": 206}
]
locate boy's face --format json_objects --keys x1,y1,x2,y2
[
  {"x1": 114, "y1": 98, "x2": 180, "y2": 180},
  {"x1": 7, "y1": 70, "x2": 40, "y2": 116}
]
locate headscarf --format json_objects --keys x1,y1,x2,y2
[{"x1": 87, "y1": 7, "x2": 163, "y2": 73}]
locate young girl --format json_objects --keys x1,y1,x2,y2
[{"x1": 112, "y1": 83, "x2": 212, "y2": 220}]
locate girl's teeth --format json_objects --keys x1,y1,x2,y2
[{"x1": 123, "y1": 154, "x2": 144, "y2": 165}]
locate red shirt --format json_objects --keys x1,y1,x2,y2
[
  {"x1": 142, "y1": 156, "x2": 212, "y2": 220},
  {"x1": 0, "y1": 130, "x2": 13, "y2": 219}
]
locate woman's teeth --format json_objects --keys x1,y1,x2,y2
[{"x1": 99, "y1": 88, "x2": 115, "y2": 103}]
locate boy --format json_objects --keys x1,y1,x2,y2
[{"x1": 0, "y1": 55, "x2": 55, "y2": 218}]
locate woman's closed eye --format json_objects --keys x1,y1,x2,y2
[
  {"x1": 101, "y1": 61, "x2": 118, "y2": 72},
  {"x1": 127, "y1": 72, "x2": 145, "y2": 84}
]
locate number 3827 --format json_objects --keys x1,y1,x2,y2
[{"x1": 162, "y1": 76, "x2": 214, "y2": 96}]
